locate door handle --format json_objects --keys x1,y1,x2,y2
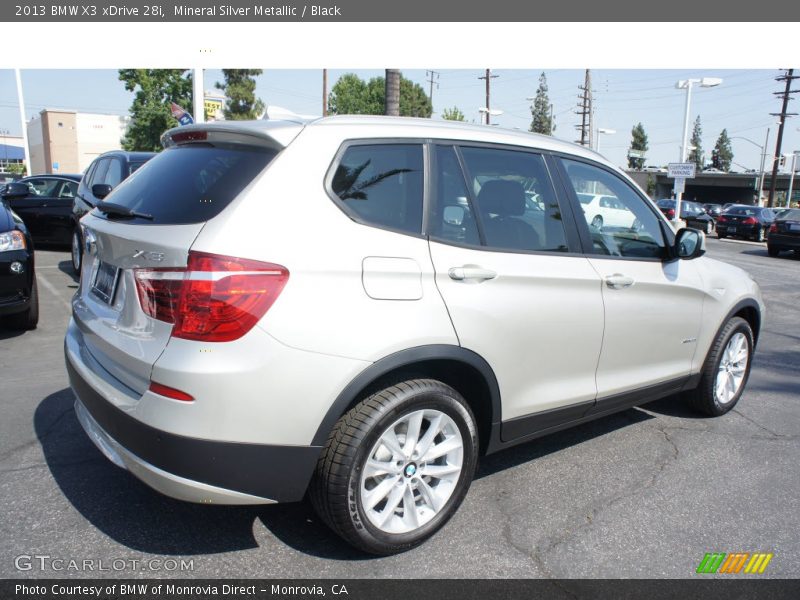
[
  {"x1": 605, "y1": 273, "x2": 635, "y2": 289},
  {"x1": 448, "y1": 266, "x2": 497, "y2": 282}
]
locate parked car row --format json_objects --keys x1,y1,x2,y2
[
  {"x1": 655, "y1": 199, "x2": 716, "y2": 234},
  {"x1": 0, "y1": 150, "x2": 156, "y2": 274}
]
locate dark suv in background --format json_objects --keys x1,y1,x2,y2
[{"x1": 71, "y1": 150, "x2": 156, "y2": 272}]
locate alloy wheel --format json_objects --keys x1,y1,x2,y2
[
  {"x1": 359, "y1": 409, "x2": 464, "y2": 534},
  {"x1": 714, "y1": 332, "x2": 749, "y2": 405}
]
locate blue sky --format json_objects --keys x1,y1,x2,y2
[{"x1": 1, "y1": 68, "x2": 796, "y2": 172}]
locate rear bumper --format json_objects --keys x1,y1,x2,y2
[
  {"x1": 768, "y1": 233, "x2": 800, "y2": 250},
  {"x1": 65, "y1": 333, "x2": 323, "y2": 505},
  {"x1": 717, "y1": 223, "x2": 759, "y2": 237}
]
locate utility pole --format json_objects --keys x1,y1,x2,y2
[
  {"x1": 767, "y1": 69, "x2": 799, "y2": 207},
  {"x1": 426, "y1": 70, "x2": 439, "y2": 109},
  {"x1": 575, "y1": 69, "x2": 592, "y2": 146},
  {"x1": 322, "y1": 69, "x2": 328, "y2": 117},
  {"x1": 478, "y1": 69, "x2": 498, "y2": 124}
]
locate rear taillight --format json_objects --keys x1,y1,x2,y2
[
  {"x1": 743, "y1": 217, "x2": 758, "y2": 225},
  {"x1": 134, "y1": 251, "x2": 289, "y2": 342},
  {"x1": 717, "y1": 215, "x2": 727, "y2": 223},
  {"x1": 666, "y1": 208, "x2": 675, "y2": 219},
  {"x1": 769, "y1": 223, "x2": 778, "y2": 233}
]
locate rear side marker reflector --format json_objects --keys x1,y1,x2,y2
[
  {"x1": 134, "y1": 251, "x2": 289, "y2": 343},
  {"x1": 149, "y1": 382, "x2": 194, "y2": 402}
]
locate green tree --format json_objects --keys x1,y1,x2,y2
[
  {"x1": 442, "y1": 106, "x2": 466, "y2": 121},
  {"x1": 711, "y1": 128, "x2": 734, "y2": 172},
  {"x1": 688, "y1": 116, "x2": 704, "y2": 170},
  {"x1": 529, "y1": 72, "x2": 553, "y2": 135},
  {"x1": 328, "y1": 73, "x2": 432, "y2": 118},
  {"x1": 7, "y1": 163, "x2": 26, "y2": 176},
  {"x1": 215, "y1": 69, "x2": 264, "y2": 120},
  {"x1": 627, "y1": 122, "x2": 649, "y2": 169},
  {"x1": 119, "y1": 69, "x2": 193, "y2": 152}
]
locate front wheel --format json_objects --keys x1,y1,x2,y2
[
  {"x1": 310, "y1": 379, "x2": 478, "y2": 555},
  {"x1": 71, "y1": 228, "x2": 82, "y2": 274},
  {"x1": 684, "y1": 317, "x2": 753, "y2": 416}
]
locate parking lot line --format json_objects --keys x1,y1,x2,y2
[{"x1": 36, "y1": 272, "x2": 73, "y2": 312}]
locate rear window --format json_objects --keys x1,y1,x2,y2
[
  {"x1": 779, "y1": 208, "x2": 800, "y2": 220},
  {"x1": 95, "y1": 144, "x2": 277, "y2": 224},
  {"x1": 726, "y1": 207, "x2": 759, "y2": 216}
]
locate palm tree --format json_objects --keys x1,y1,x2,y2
[{"x1": 385, "y1": 69, "x2": 400, "y2": 116}]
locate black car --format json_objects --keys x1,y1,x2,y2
[
  {"x1": 767, "y1": 207, "x2": 800, "y2": 257},
  {"x1": 1, "y1": 174, "x2": 82, "y2": 247},
  {"x1": 716, "y1": 205, "x2": 776, "y2": 242},
  {"x1": 656, "y1": 199, "x2": 716, "y2": 234},
  {"x1": 71, "y1": 150, "x2": 156, "y2": 272},
  {"x1": 0, "y1": 186, "x2": 38, "y2": 330}
]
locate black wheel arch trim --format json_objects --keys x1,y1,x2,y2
[
  {"x1": 311, "y1": 344, "x2": 502, "y2": 448},
  {"x1": 719, "y1": 298, "x2": 762, "y2": 349}
]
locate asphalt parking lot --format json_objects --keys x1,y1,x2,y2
[{"x1": 0, "y1": 238, "x2": 797, "y2": 579}]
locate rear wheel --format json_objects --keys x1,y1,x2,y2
[
  {"x1": 717, "y1": 232, "x2": 726, "y2": 239},
  {"x1": 591, "y1": 215, "x2": 603, "y2": 229},
  {"x1": 6, "y1": 278, "x2": 39, "y2": 330},
  {"x1": 71, "y1": 228, "x2": 82, "y2": 274},
  {"x1": 705, "y1": 220, "x2": 714, "y2": 234},
  {"x1": 767, "y1": 245, "x2": 780, "y2": 257},
  {"x1": 310, "y1": 379, "x2": 478, "y2": 555},
  {"x1": 684, "y1": 317, "x2": 753, "y2": 416},
  {"x1": 755, "y1": 227, "x2": 766, "y2": 243}
]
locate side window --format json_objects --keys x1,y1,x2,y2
[
  {"x1": 89, "y1": 159, "x2": 110, "y2": 191},
  {"x1": 459, "y1": 146, "x2": 569, "y2": 252},
  {"x1": 57, "y1": 180, "x2": 78, "y2": 199},
  {"x1": 560, "y1": 158, "x2": 666, "y2": 259},
  {"x1": 331, "y1": 144, "x2": 423, "y2": 235},
  {"x1": 431, "y1": 145, "x2": 480, "y2": 245},
  {"x1": 25, "y1": 178, "x2": 61, "y2": 197},
  {"x1": 102, "y1": 159, "x2": 124, "y2": 188}
]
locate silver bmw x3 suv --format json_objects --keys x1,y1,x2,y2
[{"x1": 65, "y1": 116, "x2": 764, "y2": 554}]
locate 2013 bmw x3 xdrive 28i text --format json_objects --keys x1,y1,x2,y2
[{"x1": 65, "y1": 116, "x2": 764, "y2": 554}]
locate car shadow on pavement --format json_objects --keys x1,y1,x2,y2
[
  {"x1": 0, "y1": 326, "x2": 28, "y2": 340},
  {"x1": 475, "y1": 407, "x2": 654, "y2": 479},
  {"x1": 35, "y1": 390, "x2": 679, "y2": 561},
  {"x1": 36, "y1": 387, "x2": 371, "y2": 560},
  {"x1": 57, "y1": 260, "x2": 80, "y2": 284}
]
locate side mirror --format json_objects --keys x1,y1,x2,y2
[
  {"x1": 1, "y1": 182, "x2": 30, "y2": 200},
  {"x1": 92, "y1": 183, "x2": 113, "y2": 200},
  {"x1": 674, "y1": 227, "x2": 705, "y2": 260},
  {"x1": 443, "y1": 205, "x2": 466, "y2": 226}
]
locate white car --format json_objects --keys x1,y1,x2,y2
[
  {"x1": 578, "y1": 192, "x2": 637, "y2": 229},
  {"x1": 65, "y1": 116, "x2": 764, "y2": 555}
]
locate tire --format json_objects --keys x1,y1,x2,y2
[
  {"x1": 71, "y1": 228, "x2": 82, "y2": 274},
  {"x1": 684, "y1": 317, "x2": 753, "y2": 417},
  {"x1": 705, "y1": 221, "x2": 714, "y2": 234},
  {"x1": 717, "y1": 232, "x2": 726, "y2": 239},
  {"x1": 767, "y1": 245, "x2": 780, "y2": 257},
  {"x1": 310, "y1": 379, "x2": 478, "y2": 555},
  {"x1": 755, "y1": 227, "x2": 766, "y2": 243},
  {"x1": 6, "y1": 277, "x2": 39, "y2": 331},
  {"x1": 591, "y1": 215, "x2": 603, "y2": 230}
]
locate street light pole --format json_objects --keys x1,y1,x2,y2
[
  {"x1": 786, "y1": 152, "x2": 798, "y2": 208},
  {"x1": 731, "y1": 131, "x2": 770, "y2": 206},
  {"x1": 675, "y1": 77, "x2": 722, "y2": 226}
]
